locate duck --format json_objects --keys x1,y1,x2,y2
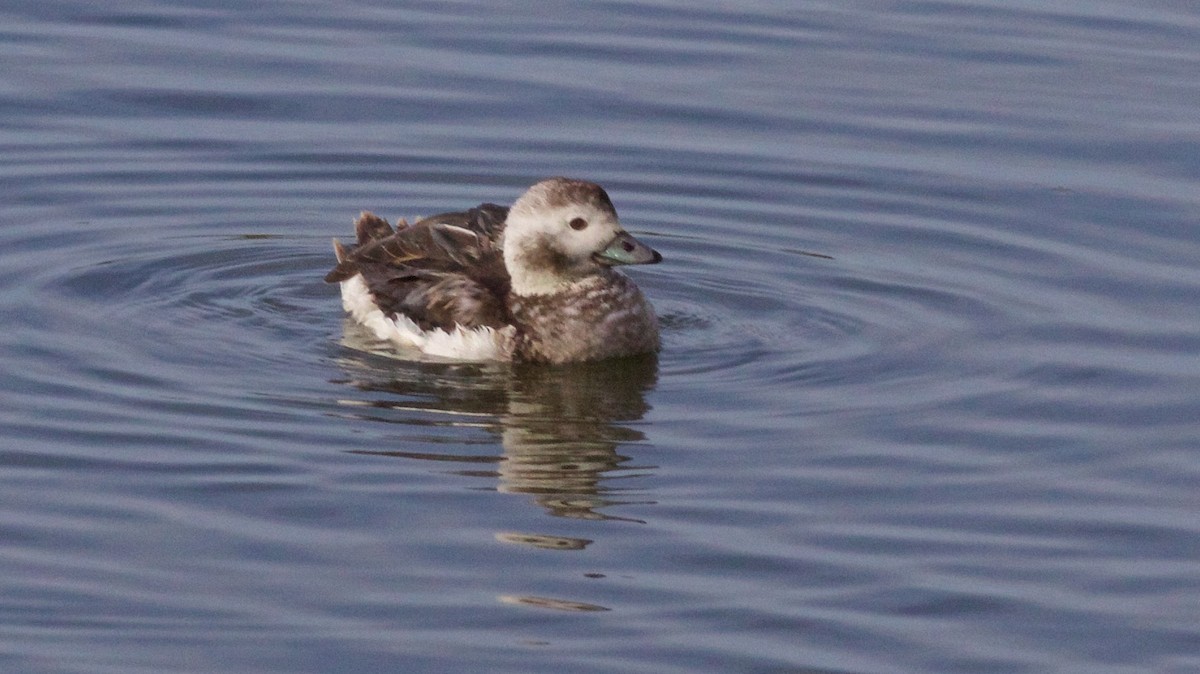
[{"x1": 325, "y1": 177, "x2": 662, "y2": 363}]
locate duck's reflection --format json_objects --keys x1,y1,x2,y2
[
  {"x1": 332, "y1": 323, "x2": 659, "y2": 523},
  {"x1": 496, "y1": 360, "x2": 657, "y2": 521}
]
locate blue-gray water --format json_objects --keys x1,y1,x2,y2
[{"x1": 3, "y1": 1, "x2": 1199, "y2": 672}]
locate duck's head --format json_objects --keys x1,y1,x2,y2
[{"x1": 503, "y1": 177, "x2": 661, "y2": 296}]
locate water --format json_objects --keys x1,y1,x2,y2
[{"x1": 2, "y1": 1, "x2": 1199, "y2": 672}]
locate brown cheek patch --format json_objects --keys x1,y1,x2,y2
[{"x1": 519, "y1": 233, "x2": 573, "y2": 275}]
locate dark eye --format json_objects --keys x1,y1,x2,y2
[{"x1": 568, "y1": 217, "x2": 588, "y2": 231}]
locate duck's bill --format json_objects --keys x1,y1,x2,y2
[{"x1": 593, "y1": 232, "x2": 663, "y2": 266}]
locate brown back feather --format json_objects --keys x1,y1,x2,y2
[{"x1": 324, "y1": 204, "x2": 513, "y2": 331}]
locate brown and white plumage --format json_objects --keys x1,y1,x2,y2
[{"x1": 325, "y1": 178, "x2": 662, "y2": 363}]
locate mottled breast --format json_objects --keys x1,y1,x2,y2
[{"x1": 508, "y1": 272, "x2": 659, "y2": 364}]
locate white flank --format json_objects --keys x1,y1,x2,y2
[{"x1": 339, "y1": 275, "x2": 513, "y2": 361}]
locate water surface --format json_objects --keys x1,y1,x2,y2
[{"x1": 2, "y1": 1, "x2": 1199, "y2": 672}]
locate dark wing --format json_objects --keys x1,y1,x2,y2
[{"x1": 324, "y1": 204, "x2": 512, "y2": 332}]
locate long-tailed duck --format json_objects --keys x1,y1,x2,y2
[{"x1": 325, "y1": 177, "x2": 662, "y2": 363}]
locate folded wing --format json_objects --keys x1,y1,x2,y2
[{"x1": 325, "y1": 204, "x2": 512, "y2": 332}]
